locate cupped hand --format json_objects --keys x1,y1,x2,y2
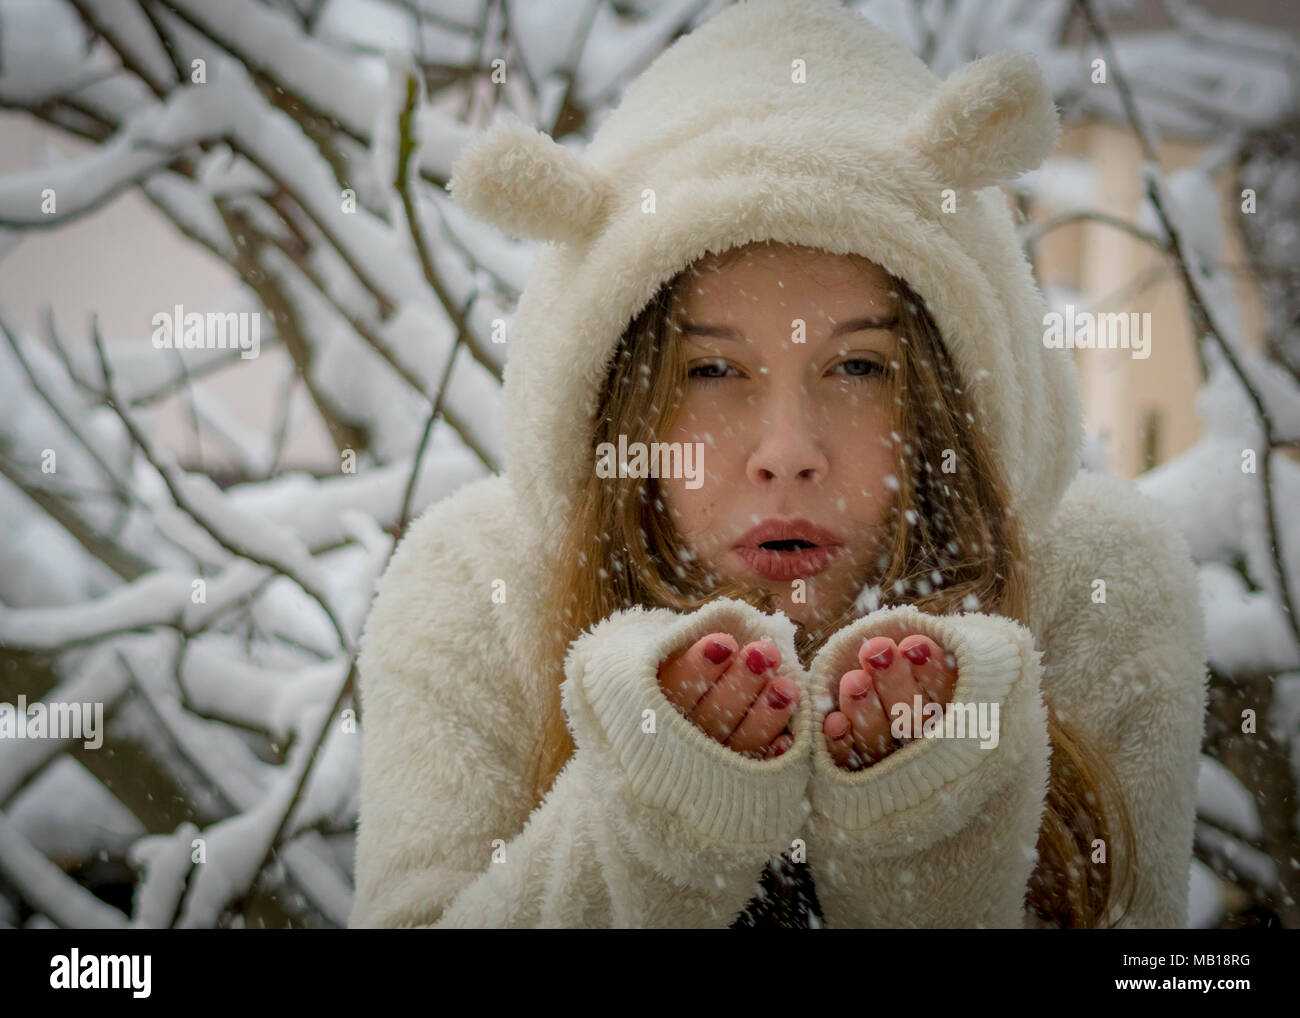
[
  {"x1": 657, "y1": 633, "x2": 799, "y2": 760},
  {"x1": 823, "y1": 634, "x2": 958, "y2": 771}
]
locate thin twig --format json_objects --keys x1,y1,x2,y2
[
  {"x1": 0, "y1": 305, "x2": 134, "y2": 506},
  {"x1": 264, "y1": 359, "x2": 297, "y2": 480},
  {"x1": 1020, "y1": 208, "x2": 1168, "y2": 254},
  {"x1": 391, "y1": 71, "x2": 480, "y2": 545},
  {"x1": 0, "y1": 453, "x2": 150, "y2": 580}
]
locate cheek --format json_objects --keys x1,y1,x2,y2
[
  {"x1": 824, "y1": 393, "x2": 893, "y2": 457},
  {"x1": 658, "y1": 408, "x2": 731, "y2": 547},
  {"x1": 664, "y1": 395, "x2": 725, "y2": 442},
  {"x1": 662, "y1": 398, "x2": 745, "y2": 481},
  {"x1": 656, "y1": 478, "x2": 720, "y2": 551},
  {"x1": 825, "y1": 399, "x2": 897, "y2": 519}
]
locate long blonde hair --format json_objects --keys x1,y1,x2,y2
[{"x1": 532, "y1": 245, "x2": 1137, "y2": 928}]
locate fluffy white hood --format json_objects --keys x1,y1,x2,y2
[{"x1": 447, "y1": 0, "x2": 1083, "y2": 556}]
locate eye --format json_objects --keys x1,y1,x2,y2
[
  {"x1": 686, "y1": 358, "x2": 743, "y2": 387},
  {"x1": 829, "y1": 357, "x2": 888, "y2": 382}
]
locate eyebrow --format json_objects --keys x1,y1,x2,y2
[{"x1": 677, "y1": 314, "x2": 898, "y2": 341}]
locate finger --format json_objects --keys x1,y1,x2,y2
[
  {"x1": 898, "y1": 634, "x2": 958, "y2": 706},
  {"x1": 838, "y1": 669, "x2": 895, "y2": 765},
  {"x1": 726, "y1": 674, "x2": 799, "y2": 755},
  {"x1": 764, "y1": 732, "x2": 794, "y2": 760},
  {"x1": 657, "y1": 632, "x2": 739, "y2": 713},
  {"x1": 823, "y1": 710, "x2": 855, "y2": 768},
  {"x1": 861, "y1": 637, "x2": 924, "y2": 743},
  {"x1": 692, "y1": 640, "x2": 781, "y2": 743}
]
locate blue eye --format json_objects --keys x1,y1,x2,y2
[
  {"x1": 687, "y1": 359, "x2": 740, "y2": 387},
  {"x1": 832, "y1": 357, "x2": 887, "y2": 382}
]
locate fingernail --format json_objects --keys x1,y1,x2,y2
[
  {"x1": 767, "y1": 686, "x2": 792, "y2": 710},
  {"x1": 867, "y1": 646, "x2": 894, "y2": 670},
  {"x1": 903, "y1": 643, "x2": 930, "y2": 665},
  {"x1": 746, "y1": 648, "x2": 773, "y2": 674},
  {"x1": 848, "y1": 674, "x2": 873, "y2": 700},
  {"x1": 703, "y1": 640, "x2": 733, "y2": 664}
]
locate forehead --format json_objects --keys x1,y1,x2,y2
[{"x1": 672, "y1": 242, "x2": 895, "y2": 313}]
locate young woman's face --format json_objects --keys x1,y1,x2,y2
[{"x1": 657, "y1": 242, "x2": 900, "y2": 628}]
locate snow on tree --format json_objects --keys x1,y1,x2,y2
[{"x1": 0, "y1": 0, "x2": 1295, "y2": 928}]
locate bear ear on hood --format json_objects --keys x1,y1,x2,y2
[
  {"x1": 901, "y1": 51, "x2": 1061, "y2": 191},
  {"x1": 446, "y1": 113, "x2": 614, "y2": 247}
]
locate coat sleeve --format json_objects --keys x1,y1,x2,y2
[
  {"x1": 802, "y1": 604, "x2": 1052, "y2": 929},
  {"x1": 1031, "y1": 480, "x2": 1210, "y2": 929},
  {"x1": 348, "y1": 508, "x2": 812, "y2": 931}
]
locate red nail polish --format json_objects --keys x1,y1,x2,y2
[
  {"x1": 746, "y1": 648, "x2": 772, "y2": 674},
  {"x1": 867, "y1": 645, "x2": 893, "y2": 670},
  {"x1": 703, "y1": 641, "x2": 732, "y2": 664},
  {"x1": 903, "y1": 643, "x2": 930, "y2": 665},
  {"x1": 767, "y1": 686, "x2": 792, "y2": 710},
  {"x1": 848, "y1": 675, "x2": 873, "y2": 700}
]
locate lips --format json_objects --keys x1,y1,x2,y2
[{"x1": 733, "y1": 518, "x2": 845, "y2": 581}]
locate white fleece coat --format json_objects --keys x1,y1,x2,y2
[{"x1": 348, "y1": 0, "x2": 1208, "y2": 928}]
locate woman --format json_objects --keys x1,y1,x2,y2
[{"x1": 348, "y1": 0, "x2": 1207, "y2": 929}]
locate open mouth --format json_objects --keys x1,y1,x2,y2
[
  {"x1": 734, "y1": 519, "x2": 843, "y2": 580},
  {"x1": 759, "y1": 539, "x2": 818, "y2": 551}
]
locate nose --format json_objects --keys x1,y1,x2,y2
[{"x1": 745, "y1": 386, "x2": 829, "y2": 488}]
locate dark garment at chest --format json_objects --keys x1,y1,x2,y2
[{"x1": 730, "y1": 853, "x2": 824, "y2": 929}]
